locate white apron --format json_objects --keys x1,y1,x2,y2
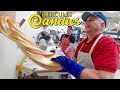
[
  {"x1": 77, "y1": 34, "x2": 103, "y2": 68},
  {"x1": 77, "y1": 34, "x2": 120, "y2": 79}
]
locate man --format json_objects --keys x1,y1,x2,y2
[
  {"x1": 51, "y1": 12, "x2": 119, "y2": 79},
  {"x1": 56, "y1": 26, "x2": 75, "y2": 59},
  {"x1": 56, "y1": 26, "x2": 75, "y2": 79}
]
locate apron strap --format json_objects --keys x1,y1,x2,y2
[
  {"x1": 89, "y1": 34, "x2": 103, "y2": 55},
  {"x1": 79, "y1": 43, "x2": 85, "y2": 51}
]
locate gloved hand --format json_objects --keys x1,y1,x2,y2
[{"x1": 51, "y1": 56, "x2": 85, "y2": 78}]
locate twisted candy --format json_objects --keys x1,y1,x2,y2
[{"x1": 0, "y1": 15, "x2": 62, "y2": 71}]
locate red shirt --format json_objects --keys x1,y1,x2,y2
[{"x1": 74, "y1": 34, "x2": 119, "y2": 73}]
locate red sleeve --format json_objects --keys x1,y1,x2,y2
[
  {"x1": 74, "y1": 42, "x2": 83, "y2": 59},
  {"x1": 93, "y1": 38, "x2": 119, "y2": 73}
]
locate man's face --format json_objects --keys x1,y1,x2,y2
[
  {"x1": 67, "y1": 27, "x2": 72, "y2": 35},
  {"x1": 85, "y1": 15, "x2": 103, "y2": 34}
]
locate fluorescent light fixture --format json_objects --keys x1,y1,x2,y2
[
  {"x1": 70, "y1": 12, "x2": 82, "y2": 19},
  {"x1": 58, "y1": 11, "x2": 68, "y2": 13},
  {"x1": 106, "y1": 11, "x2": 119, "y2": 13}
]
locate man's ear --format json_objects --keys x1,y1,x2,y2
[{"x1": 101, "y1": 23, "x2": 105, "y2": 29}]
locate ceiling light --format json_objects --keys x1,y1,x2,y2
[
  {"x1": 106, "y1": 11, "x2": 119, "y2": 13},
  {"x1": 70, "y1": 12, "x2": 82, "y2": 19},
  {"x1": 58, "y1": 11, "x2": 68, "y2": 13}
]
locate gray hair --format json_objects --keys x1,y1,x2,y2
[{"x1": 97, "y1": 18, "x2": 106, "y2": 30}]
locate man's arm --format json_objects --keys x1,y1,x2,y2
[
  {"x1": 56, "y1": 41, "x2": 61, "y2": 48},
  {"x1": 51, "y1": 56, "x2": 116, "y2": 79},
  {"x1": 56, "y1": 35, "x2": 64, "y2": 48},
  {"x1": 79, "y1": 69, "x2": 115, "y2": 79}
]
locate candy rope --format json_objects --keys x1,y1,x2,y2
[{"x1": 0, "y1": 15, "x2": 62, "y2": 71}]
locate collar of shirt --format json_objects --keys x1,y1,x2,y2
[{"x1": 83, "y1": 33, "x2": 101, "y2": 45}]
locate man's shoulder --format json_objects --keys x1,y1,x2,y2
[
  {"x1": 97, "y1": 36, "x2": 118, "y2": 46},
  {"x1": 61, "y1": 34, "x2": 64, "y2": 37},
  {"x1": 70, "y1": 34, "x2": 75, "y2": 39},
  {"x1": 71, "y1": 34, "x2": 75, "y2": 37},
  {"x1": 101, "y1": 36, "x2": 117, "y2": 43}
]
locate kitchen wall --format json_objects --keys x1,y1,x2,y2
[{"x1": 0, "y1": 11, "x2": 18, "y2": 78}]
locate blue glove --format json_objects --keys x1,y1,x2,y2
[{"x1": 51, "y1": 56, "x2": 85, "y2": 78}]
